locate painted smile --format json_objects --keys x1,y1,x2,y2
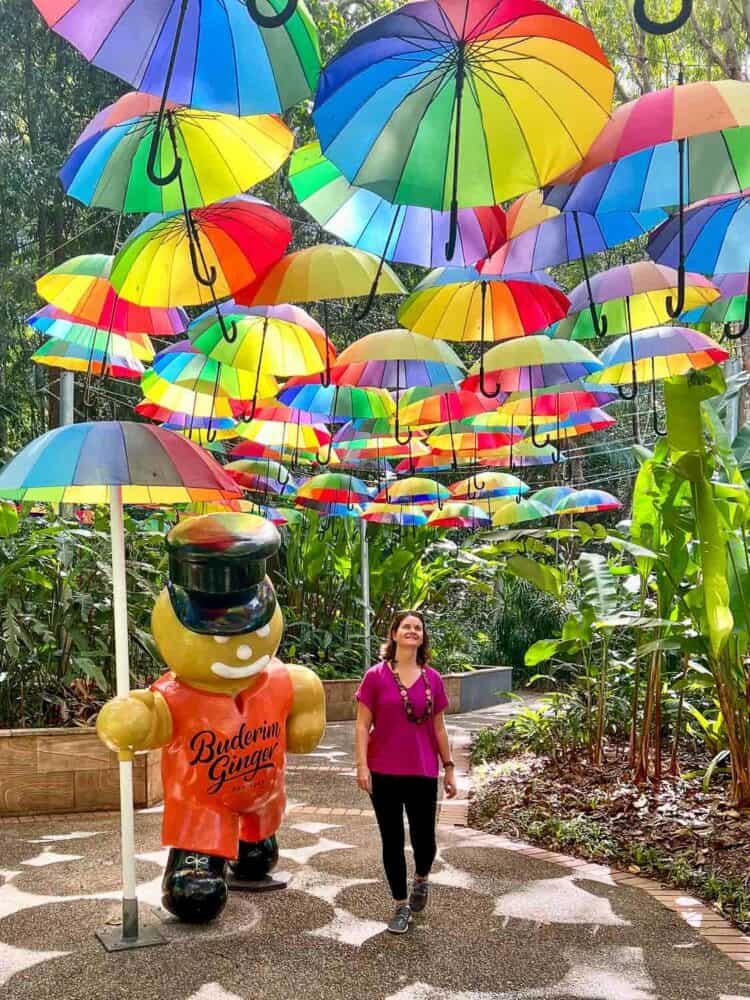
[{"x1": 210, "y1": 654, "x2": 271, "y2": 679}]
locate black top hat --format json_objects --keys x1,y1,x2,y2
[{"x1": 165, "y1": 513, "x2": 281, "y2": 635}]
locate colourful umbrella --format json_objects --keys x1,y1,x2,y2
[
  {"x1": 394, "y1": 454, "x2": 478, "y2": 474},
  {"x1": 150, "y1": 340, "x2": 276, "y2": 399},
  {"x1": 491, "y1": 497, "x2": 552, "y2": 527},
  {"x1": 33, "y1": 0, "x2": 321, "y2": 115},
  {"x1": 544, "y1": 80, "x2": 750, "y2": 317},
  {"x1": 0, "y1": 421, "x2": 241, "y2": 949},
  {"x1": 250, "y1": 503, "x2": 291, "y2": 528},
  {"x1": 398, "y1": 384, "x2": 504, "y2": 428},
  {"x1": 555, "y1": 489, "x2": 622, "y2": 516},
  {"x1": 498, "y1": 382, "x2": 617, "y2": 426},
  {"x1": 60, "y1": 91, "x2": 294, "y2": 213},
  {"x1": 680, "y1": 271, "x2": 750, "y2": 339},
  {"x1": 28, "y1": 308, "x2": 155, "y2": 361},
  {"x1": 230, "y1": 439, "x2": 339, "y2": 466},
  {"x1": 296, "y1": 472, "x2": 371, "y2": 506},
  {"x1": 528, "y1": 407, "x2": 616, "y2": 448},
  {"x1": 135, "y1": 397, "x2": 243, "y2": 428},
  {"x1": 449, "y1": 472, "x2": 528, "y2": 500},
  {"x1": 462, "y1": 335, "x2": 603, "y2": 396},
  {"x1": 32, "y1": 339, "x2": 145, "y2": 380},
  {"x1": 296, "y1": 497, "x2": 363, "y2": 518},
  {"x1": 181, "y1": 498, "x2": 254, "y2": 516},
  {"x1": 111, "y1": 195, "x2": 291, "y2": 311},
  {"x1": 362, "y1": 503, "x2": 428, "y2": 527},
  {"x1": 554, "y1": 261, "x2": 719, "y2": 342},
  {"x1": 398, "y1": 269, "x2": 569, "y2": 394},
  {"x1": 532, "y1": 485, "x2": 574, "y2": 509},
  {"x1": 289, "y1": 141, "x2": 507, "y2": 268},
  {"x1": 427, "y1": 503, "x2": 490, "y2": 530},
  {"x1": 313, "y1": 0, "x2": 613, "y2": 257},
  {"x1": 235, "y1": 418, "x2": 331, "y2": 455},
  {"x1": 278, "y1": 380, "x2": 395, "y2": 424},
  {"x1": 36, "y1": 254, "x2": 187, "y2": 336},
  {"x1": 374, "y1": 477, "x2": 450, "y2": 506},
  {"x1": 223, "y1": 459, "x2": 296, "y2": 497}
]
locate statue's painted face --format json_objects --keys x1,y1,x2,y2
[{"x1": 151, "y1": 589, "x2": 284, "y2": 696}]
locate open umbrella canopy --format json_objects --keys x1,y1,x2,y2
[
  {"x1": 544, "y1": 80, "x2": 750, "y2": 215},
  {"x1": 553, "y1": 262, "x2": 719, "y2": 341},
  {"x1": 28, "y1": 307, "x2": 155, "y2": 361},
  {"x1": 681, "y1": 272, "x2": 750, "y2": 324},
  {"x1": 235, "y1": 244, "x2": 405, "y2": 306},
  {"x1": 111, "y1": 195, "x2": 291, "y2": 307},
  {"x1": 312, "y1": 0, "x2": 613, "y2": 211},
  {"x1": 289, "y1": 141, "x2": 507, "y2": 268},
  {"x1": 296, "y1": 496, "x2": 363, "y2": 517},
  {"x1": 277, "y1": 380, "x2": 395, "y2": 423},
  {"x1": 587, "y1": 326, "x2": 729, "y2": 385},
  {"x1": 362, "y1": 503, "x2": 428, "y2": 527},
  {"x1": 647, "y1": 190, "x2": 750, "y2": 276},
  {"x1": 33, "y1": 0, "x2": 322, "y2": 115},
  {"x1": 399, "y1": 267, "x2": 569, "y2": 344},
  {"x1": 428, "y1": 502, "x2": 490, "y2": 529},
  {"x1": 188, "y1": 302, "x2": 333, "y2": 377},
  {"x1": 532, "y1": 485, "x2": 574, "y2": 509},
  {"x1": 60, "y1": 92, "x2": 294, "y2": 213},
  {"x1": 498, "y1": 381, "x2": 617, "y2": 424},
  {"x1": 0, "y1": 421, "x2": 240, "y2": 503},
  {"x1": 491, "y1": 497, "x2": 552, "y2": 527},
  {"x1": 374, "y1": 477, "x2": 450, "y2": 505},
  {"x1": 223, "y1": 459, "x2": 296, "y2": 497},
  {"x1": 296, "y1": 471, "x2": 371, "y2": 504},
  {"x1": 485, "y1": 189, "x2": 666, "y2": 275},
  {"x1": 235, "y1": 417, "x2": 331, "y2": 452},
  {"x1": 36, "y1": 254, "x2": 187, "y2": 336},
  {"x1": 427, "y1": 427, "x2": 520, "y2": 454},
  {"x1": 338, "y1": 439, "x2": 431, "y2": 461},
  {"x1": 334, "y1": 330, "x2": 465, "y2": 388},
  {"x1": 135, "y1": 396, "x2": 243, "y2": 427},
  {"x1": 32, "y1": 339, "x2": 145, "y2": 380},
  {"x1": 555, "y1": 488, "x2": 621, "y2": 515},
  {"x1": 530, "y1": 406, "x2": 616, "y2": 439},
  {"x1": 398, "y1": 384, "x2": 504, "y2": 428},
  {"x1": 449, "y1": 472, "x2": 528, "y2": 500},
  {"x1": 150, "y1": 340, "x2": 278, "y2": 400},
  {"x1": 463, "y1": 335, "x2": 603, "y2": 395}
]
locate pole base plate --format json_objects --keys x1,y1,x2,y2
[
  {"x1": 227, "y1": 873, "x2": 289, "y2": 892},
  {"x1": 95, "y1": 925, "x2": 167, "y2": 952}
]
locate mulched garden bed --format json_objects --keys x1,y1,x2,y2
[{"x1": 469, "y1": 744, "x2": 750, "y2": 932}]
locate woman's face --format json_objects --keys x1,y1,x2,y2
[{"x1": 393, "y1": 615, "x2": 424, "y2": 649}]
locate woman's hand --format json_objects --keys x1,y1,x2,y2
[
  {"x1": 356, "y1": 764, "x2": 372, "y2": 794},
  {"x1": 443, "y1": 766, "x2": 457, "y2": 799}
]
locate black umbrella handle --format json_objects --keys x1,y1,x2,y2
[
  {"x1": 146, "y1": 0, "x2": 188, "y2": 186},
  {"x1": 666, "y1": 136, "x2": 687, "y2": 319},
  {"x1": 444, "y1": 42, "x2": 466, "y2": 262},
  {"x1": 633, "y1": 0, "x2": 692, "y2": 35},
  {"x1": 245, "y1": 0, "x2": 297, "y2": 28}
]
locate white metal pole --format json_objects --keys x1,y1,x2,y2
[
  {"x1": 360, "y1": 518, "x2": 371, "y2": 668},
  {"x1": 110, "y1": 485, "x2": 138, "y2": 939},
  {"x1": 60, "y1": 372, "x2": 75, "y2": 426}
]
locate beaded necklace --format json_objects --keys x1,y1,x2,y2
[{"x1": 388, "y1": 660, "x2": 433, "y2": 725}]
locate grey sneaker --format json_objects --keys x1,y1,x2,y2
[
  {"x1": 409, "y1": 879, "x2": 429, "y2": 912},
  {"x1": 387, "y1": 904, "x2": 412, "y2": 934}
]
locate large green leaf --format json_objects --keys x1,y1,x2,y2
[
  {"x1": 578, "y1": 553, "x2": 619, "y2": 617},
  {"x1": 524, "y1": 638, "x2": 564, "y2": 667},
  {"x1": 732, "y1": 424, "x2": 750, "y2": 471},
  {"x1": 506, "y1": 554, "x2": 562, "y2": 598},
  {"x1": 0, "y1": 501, "x2": 18, "y2": 538}
]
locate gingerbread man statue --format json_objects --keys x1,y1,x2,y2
[{"x1": 97, "y1": 513, "x2": 326, "y2": 923}]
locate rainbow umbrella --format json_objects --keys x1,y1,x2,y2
[
  {"x1": 250, "y1": 401, "x2": 331, "y2": 426},
  {"x1": 398, "y1": 384, "x2": 504, "y2": 429},
  {"x1": 498, "y1": 381, "x2": 618, "y2": 426},
  {"x1": 32, "y1": 339, "x2": 145, "y2": 380},
  {"x1": 554, "y1": 262, "x2": 719, "y2": 342},
  {"x1": 289, "y1": 140, "x2": 507, "y2": 268},
  {"x1": 181, "y1": 498, "x2": 254, "y2": 516},
  {"x1": 681, "y1": 271, "x2": 750, "y2": 332},
  {"x1": 427, "y1": 502, "x2": 490, "y2": 530},
  {"x1": 491, "y1": 497, "x2": 552, "y2": 527},
  {"x1": 338, "y1": 439, "x2": 431, "y2": 463},
  {"x1": 135, "y1": 397, "x2": 243, "y2": 429},
  {"x1": 394, "y1": 454, "x2": 478, "y2": 474},
  {"x1": 586, "y1": 326, "x2": 728, "y2": 436},
  {"x1": 111, "y1": 195, "x2": 291, "y2": 313},
  {"x1": 491, "y1": 443, "x2": 563, "y2": 469},
  {"x1": 296, "y1": 471, "x2": 371, "y2": 506},
  {"x1": 60, "y1": 92, "x2": 294, "y2": 213},
  {"x1": 151, "y1": 340, "x2": 277, "y2": 401},
  {"x1": 296, "y1": 497, "x2": 363, "y2": 518},
  {"x1": 462, "y1": 335, "x2": 603, "y2": 398},
  {"x1": 555, "y1": 489, "x2": 622, "y2": 516},
  {"x1": 374, "y1": 477, "x2": 450, "y2": 506},
  {"x1": 313, "y1": 0, "x2": 613, "y2": 258},
  {"x1": 362, "y1": 503, "x2": 428, "y2": 527},
  {"x1": 532, "y1": 486, "x2": 574, "y2": 509},
  {"x1": 223, "y1": 459, "x2": 296, "y2": 497},
  {"x1": 278, "y1": 380, "x2": 395, "y2": 424},
  {"x1": 544, "y1": 80, "x2": 750, "y2": 318},
  {"x1": 33, "y1": 0, "x2": 321, "y2": 115},
  {"x1": 527, "y1": 407, "x2": 617, "y2": 448},
  {"x1": 449, "y1": 472, "x2": 529, "y2": 500},
  {"x1": 235, "y1": 417, "x2": 331, "y2": 455},
  {"x1": 36, "y1": 255, "x2": 187, "y2": 336},
  {"x1": 399, "y1": 268, "x2": 569, "y2": 396},
  {"x1": 0, "y1": 421, "x2": 240, "y2": 949},
  {"x1": 28, "y1": 309, "x2": 154, "y2": 362},
  {"x1": 251, "y1": 503, "x2": 291, "y2": 528}
]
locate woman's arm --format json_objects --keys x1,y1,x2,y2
[
  {"x1": 433, "y1": 712, "x2": 457, "y2": 798},
  {"x1": 355, "y1": 701, "x2": 373, "y2": 792}
]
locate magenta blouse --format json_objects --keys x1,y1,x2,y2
[{"x1": 355, "y1": 661, "x2": 449, "y2": 778}]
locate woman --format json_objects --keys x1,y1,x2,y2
[{"x1": 355, "y1": 610, "x2": 457, "y2": 934}]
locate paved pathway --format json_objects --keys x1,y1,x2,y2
[{"x1": 1, "y1": 708, "x2": 749, "y2": 1000}]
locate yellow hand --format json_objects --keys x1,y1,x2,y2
[
  {"x1": 96, "y1": 690, "x2": 172, "y2": 760},
  {"x1": 286, "y1": 664, "x2": 326, "y2": 754}
]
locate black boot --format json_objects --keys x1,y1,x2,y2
[
  {"x1": 228, "y1": 836, "x2": 286, "y2": 890},
  {"x1": 161, "y1": 848, "x2": 228, "y2": 923}
]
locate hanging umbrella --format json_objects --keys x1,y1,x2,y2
[
  {"x1": 296, "y1": 496, "x2": 363, "y2": 518},
  {"x1": 491, "y1": 497, "x2": 552, "y2": 527},
  {"x1": 338, "y1": 438, "x2": 431, "y2": 462},
  {"x1": 555, "y1": 488, "x2": 622, "y2": 516},
  {"x1": 289, "y1": 140, "x2": 507, "y2": 269},
  {"x1": 362, "y1": 503, "x2": 428, "y2": 527},
  {"x1": 250, "y1": 503, "x2": 291, "y2": 527},
  {"x1": 681, "y1": 272, "x2": 750, "y2": 333},
  {"x1": 28, "y1": 309, "x2": 154, "y2": 363},
  {"x1": 235, "y1": 417, "x2": 331, "y2": 457},
  {"x1": 150, "y1": 340, "x2": 277, "y2": 401},
  {"x1": 223, "y1": 459, "x2": 296, "y2": 497},
  {"x1": 0, "y1": 422, "x2": 240, "y2": 949},
  {"x1": 462, "y1": 335, "x2": 603, "y2": 399},
  {"x1": 36, "y1": 254, "x2": 187, "y2": 336},
  {"x1": 586, "y1": 326, "x2": 729, "y2": 436},
  {"x1": 278, "y1": 380, "x2": 395, "y2": 424},
  {"x1": 135, "y1": 397, "x2": 243, "y2": 429},
  {"x1": 110, "y1": 195, "x2": 291, "y2": 316},
  {"x1": 398, "y1": 384, "x2": 504, "y2": 429},
  {"x1": 498, "y1": 381, "x2": 618, "y2": 425},
  {"x1": 394, "y1": 454, "x2": 478, "y2": 474},
  {"x1": 32, "y1": 339, "x2": 145, "y2": 380},
  {"x1": 491, "y1": 443, "x2": 563, "y2": 468},
  {"x1": 296, "y1": 471, "x2": 371, "y2": 506},
  {"x1": 399, "y1": 268, "x2": 569, "y2": 395},
  {"x1": 181, "y1": 498, "x2": 254, "y2": 516},
  {"x1": 312, "y1": 0, "x2": 613, "y2": 258},
  {"x1": 374, "y1": 477, "x2": 450, "y2": 506},
  {"x1": 544, "y1": 79, "x2": 750, "y2": 318},
  {"x1": 526, "y1": 407, "x2": 617, "y2": 449},
  {"x1": 554, "y1": 262, "x2": 719, "y2": 342},
  {"x1": 60, "y1": 91, "x2": 294, "y2": 213},
  {"x1": 449, "y1": 472, "x2": 529, "y2": 500},
  {"x1": 427, "y1": 502, "x2": 490, "y2": 530},
  {"x1": 532, "y1": 485, "x2": 574, "y2": 509},
  {"x1": 34, "y1": 0, "x2": 321, "y2": 115}
]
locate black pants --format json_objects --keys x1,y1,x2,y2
[{"x1": 370, "y1": 771, "x2": 438, "y2": 901}]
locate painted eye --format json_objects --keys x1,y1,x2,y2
[{"x1": 237, "y1": 645, "x2": 252, "y2": 660}]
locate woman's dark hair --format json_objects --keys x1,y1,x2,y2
[{"x1": 379, "y1": 610, "x2": 430, "y2": 666}]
